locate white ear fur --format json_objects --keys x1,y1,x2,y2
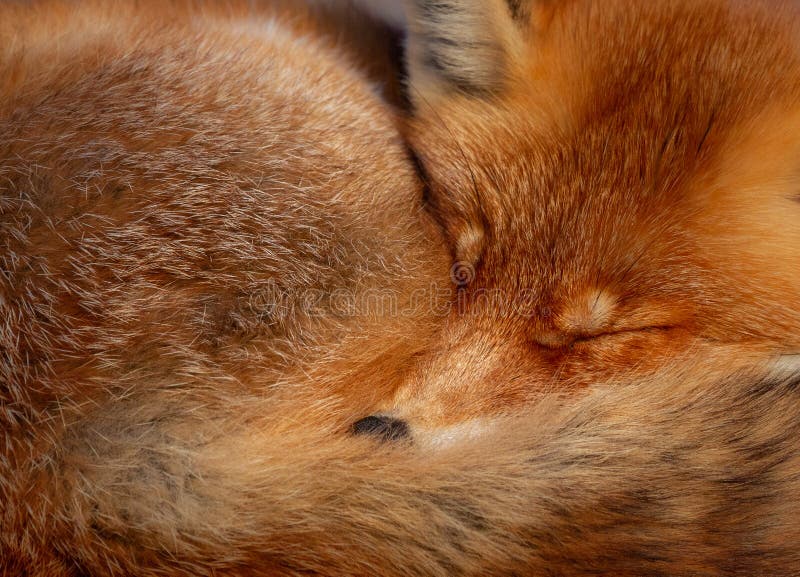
[
  {"x1": 770, "y1": 354, "x2": 800, "y2": 379},
  {"x1": 404, "y1": 0, "x2": 522, "y2": 100}
]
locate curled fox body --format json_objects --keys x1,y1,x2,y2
[
  {"x1": 1, "y1": 1, "x2": 800, "y2": 576},
  {"x1": 0, "y1": 0, "x2": 452, "y2": 573}
]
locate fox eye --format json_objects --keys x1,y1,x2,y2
[
  {"x1": 573, "y1": 325, "x2": 676, "y2": 346},
  {"x1": 533, "y1": 325, "x2": 676, "y2": 350}
]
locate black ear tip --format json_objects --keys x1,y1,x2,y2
[{"x1": 352, "y1": 415, "x2": 411, "y2": 442}]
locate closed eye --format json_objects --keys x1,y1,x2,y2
[
  {"x1": 572, "y1": 325, "x2": 677, "y2": 346},
  {"x1": 534, "y1": 325, "x2": 676, "y2": 350}
]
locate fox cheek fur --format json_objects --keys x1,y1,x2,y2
[{"x1": 394, "y1": 0, "x2": 800, "y2": 425}]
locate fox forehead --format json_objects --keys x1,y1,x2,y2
[
  {"x1": 417, "y1": 0, "x2": 800, "y2": 177},
  {"x1": 417, "y1": 0, "x2": 800, "y2": 276}
]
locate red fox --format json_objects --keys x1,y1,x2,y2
[
  {"x1": 2, "y1": 0, "x2": 800, "y2": 576},
  {"x1": 394, "y1": 0, "x2": 800, "y2": 429}
]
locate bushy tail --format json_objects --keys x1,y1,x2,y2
[{"x1": 4, "y1": 362, "x2": 800, "y2": 576}]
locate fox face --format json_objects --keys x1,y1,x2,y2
[{"x1": 394, "y1": 0, "x2": 800, "y2": 428}]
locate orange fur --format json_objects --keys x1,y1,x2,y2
[
  {"x1": 399, "y1": 0, "x2": 800, "y2": 427},
  {"x1": 3, "y1": 0, "x2": 800, "y2": 575},
  {"x1": 0, "y1": 1, "x2": 453, "y2": 573}
]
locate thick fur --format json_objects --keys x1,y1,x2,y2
[
  {"x1": 0, "y1": 1, "x2": 453, "y2": 573},
  {"x1": 398, "y1": 0, "x2": 800, "y2": 426},
  {"x1": 3, "y1": 0, "x2": 800, "y2": 575},
  {"x1": 6, "y1": 347, "x2": 800, "y2": 575}
]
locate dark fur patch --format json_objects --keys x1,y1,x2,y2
[
  {"x1": 352, "y1": 415, "x2": 411, "y2": 442},
  {"x1": 421, "y1": 52, "x2": 493, "y2": 96},
  {"x1": 506, "y1": 0, "x2": 529, "y2": 21}
]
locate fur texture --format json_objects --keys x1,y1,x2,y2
[
  {"x1": 3, "y1": 0, "x2": 800, "y2": 575},
  {"x1": 398, "y1": 0, "x2": 800, "y2": 427},
  {"x1": 0, "y1": 1, "x2": 452, "y2": 573}
]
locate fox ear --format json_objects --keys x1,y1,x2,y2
[{"x1": 404, "y1": 0, "x2": 524, "y2": 100}]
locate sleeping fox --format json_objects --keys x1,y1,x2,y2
[
  {"x1": 393, "y1": 0, "x2": 800, "y2": 429},
  {"x1": 2, "y1": 0, "x2": 800, "y2": 576}
]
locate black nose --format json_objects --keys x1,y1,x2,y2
[{"x1": 351, "y1": 415, "x2": 410, "y2": 442}]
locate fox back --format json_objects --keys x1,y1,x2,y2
[{"x1": 0, "y1": 1, "x2": 452, "y2": 573}]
